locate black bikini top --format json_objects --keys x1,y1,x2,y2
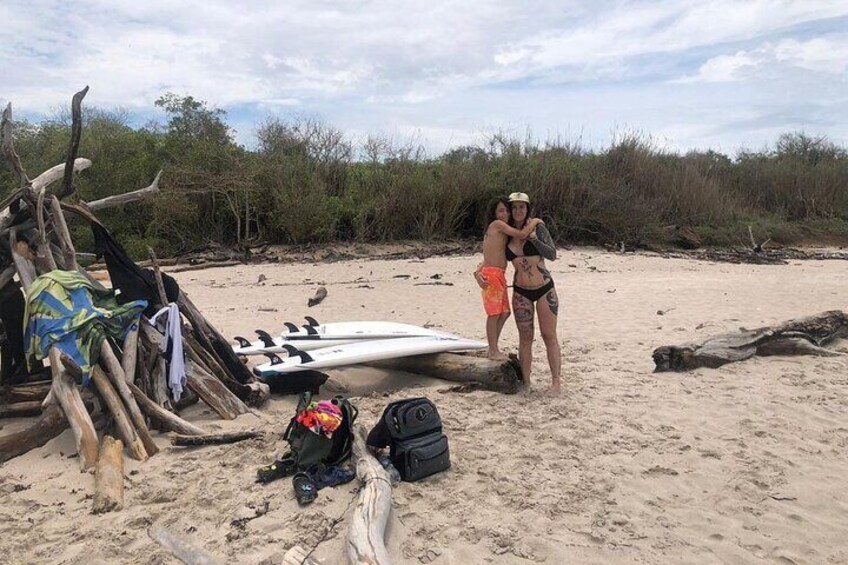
[{"x1": 505, "y1": 240, "x2": 540, "y2": 262}]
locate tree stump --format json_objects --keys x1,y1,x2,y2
[{"x1": 653, "y1": 310, "x2": 848, "y2": 372}]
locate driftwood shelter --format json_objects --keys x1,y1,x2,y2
[{"x1": 0, "y1": 88, "x2": 271, "y2": 477}]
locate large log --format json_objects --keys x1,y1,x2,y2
[
  {"x1": 653, "y1": 310, "x2": 848, "y2": 372},
  {"x1": 0, "y1": 401, "x2": 42, "y2": 418},
  {"x1": 92, "y1": 435, "x2": 124, "y2": 514},
  {"x1": 0, "y1": 381, "x2": 52, "y2": 403},
  {"x1": 49, "y1": 348, "x2": 99, "y2": 470},
  {"x1": 369, "y1": 352, "x2": 524, "y2": 393},
  {"x1": 127, "y1": 381, "x2": 206, "y2": 436},
  {"x1": 0, "y1": 404, "x2": 65, "y2": 463},
  {"x1": 184, "y1": 334, "x2": 267, "y2": 405},
  {"x1": 347, "y1": 426, "x2": 393, "y2": 565},
  {"x1": 90, "y1": 366, "x2": 147, "y2": 461}
]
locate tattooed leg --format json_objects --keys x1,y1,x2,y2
[
  {"x1": 512, "y1": 292, "x2": 535, "y2": 386},
  {"x1": 537, "y1": 287, "x2": 562, "y2": 394}
]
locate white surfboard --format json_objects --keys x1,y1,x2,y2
[
  {"x1": 253, "y1": 335, "x2": 486, "y2": 376},
  {"x1": 233, "y1": 321, "x2": 452, "y2": 356}
]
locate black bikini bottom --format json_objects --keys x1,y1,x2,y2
[{"x1": 513, "y1": 280, "x2": 554, "y2": 303}]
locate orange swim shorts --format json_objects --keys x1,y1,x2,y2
[{"x1": 480, "y1": 266, "x2": 510, "y2": 316}]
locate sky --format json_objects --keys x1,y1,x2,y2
[{"x1": 1, "y1": 0, "x2": 847, "y2": 156}]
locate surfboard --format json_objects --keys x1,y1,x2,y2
[
  {"x1": 253, "y1": 335, "x2": 487, "y2": 376},
  {"x1": 232, "y1": 320, "x2": 453, "y2": 355}
]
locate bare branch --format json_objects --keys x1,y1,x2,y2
[
  {"x1": 1, "y1": 102, "x2": 28, "y2": 188},
  {"x1": 59, "y1": 86, "x2": 89, "y2": 198},
  {"x1": 86, "y1": 170, "x2": 163, "y2": 211}
]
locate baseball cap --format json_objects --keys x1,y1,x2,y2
[{"x1": 508, "y1": 192, "x2": 530, "y2": 204}]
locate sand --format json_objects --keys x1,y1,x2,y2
[{"x1": 1, "y1": 248, "x2": 847, "y2": 564}]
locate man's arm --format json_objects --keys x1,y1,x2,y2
[{"x1": 529, "y1": 224, "x2": 557, "y2": 261}]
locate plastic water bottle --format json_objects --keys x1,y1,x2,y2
[{"x1": 378, "y1": 455, "x2": 402, "y2": 485}]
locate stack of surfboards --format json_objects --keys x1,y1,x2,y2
[{"x1": 233, "y1": 317, "x2": 486, "y2": 378}]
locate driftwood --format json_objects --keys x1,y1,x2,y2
[
  {"x1": 148, "y1": 523, "x2": 223, "y2": 565},
  {"x1": 49, "y1": 348, "x2": 99, "y2": 470},
  {"x1": 169, "y1": 430, "x2": 261, "y2": 446},
  {"x1": 653, "y1": 310, "x2": 848, "y2": 372},
  {"x1": 0, "y1": 401, "x2": 43, "y2": 418},
  {"x1": 369, "y1": 352, "x2": 524, "y2": 393},
  {"x1": 86, "y1": 170, "x2": 162, "y2": 211},
  {"x1": 0, "y1": 404, "x2": 65, "y2": 463},
  {"x1": 186, "y1": 362, "x2": 249, "y2": 420},
  {"x1": 92, "y1": 435, "x2": 124, "y2": 514},
  {"x1": 308, "y1": 286, "x2": 327, "y2": 307},
  {"x1": 0, "y1": 381, "x2": 52, "y2": 403},
  {"x1": 90, "y1": 366, "x2": 147, "y2": 461},
  {"x1": 347, "y1": 426, "x2": 392, "y2": 565},
  {"x1": 127, "y1": 381, "x2": 206, "y2": 436}
]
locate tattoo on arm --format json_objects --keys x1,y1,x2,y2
[{"x1": 532, "y1": 225, "x2": 557, "y2": 261}]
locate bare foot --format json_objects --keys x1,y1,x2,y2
[
  {"x1": 546, "y1": 380, "x2": 562, "y2": 395},
  {"x1": 487, "y1": 349, "x2": 508, "y2": 361}
]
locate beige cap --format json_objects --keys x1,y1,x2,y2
[{"x1": 508, "y1": 192, "x2": 530, "y2": 204}]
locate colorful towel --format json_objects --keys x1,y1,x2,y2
[
  {"x1": 24, "y1": 270, "x2": 147, "y2": 385},
  {"x1": 295, "y1": 400, "x2": 343, "y2": 438}
]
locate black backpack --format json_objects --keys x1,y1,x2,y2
[
  {"x1": 283, "y1": 392, "x2": 357, "y2": 470},
  {"x1": 369, "y1": 397, "x2": 450, "y2": 482}
]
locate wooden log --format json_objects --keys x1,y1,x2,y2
[
  {"x1": 99, "y1": 342, "x2": 159, "y2": 456},
  {"x1": 0, "y1": 404, "x2": 65, "y2": 463},
  {"x1": 148, "y1": 523, "x2": 223, "y2": 565},
  {"x1": 92, "y1": 435, "x2": 124, "y2": 514},
  {"x1": 50, "y1": 196, "x2": 78, "y2": 270},
  {"x1": 184, "y1": 334, "x2": 267, "y2": 405},
  {"x1": 0, "y1": 401, "x2": 42, "y2": 419},
  {"x1": 186, "y1": 361, "x2": 248, "y2": 420},
  {"x1": 32, "y1": 188, "x2": 57, "y2": 272},
  {"x1": 347, "y1": 425, "x2": 393, "y2": 565},
  {"x1": 10, "y1": 232, "x2": 37, "y2": 288},
  {"x1": 90, "y1": 366, "x2": 147, "y2": 461},
  {"x1": 653, "y1": 310, "x2": 848, "y2": 372},
  {"x1": 0, "y1": 381, "x2": 52, "y2": 403},
  {"x1": 127, "y1": 381, "x2": 206, "y2": 436},
  {"x1": 169, "y1": 430, "x2": 261, "y2": 446},
  {"x1": 86, "y1": 170, "x2": 162, "y2": 212},
  {"x1": 369, "y1": 352, "x2": 524, "y2": 394},
  {"x1": 121, "y1": 324, "x2": 140, "y2": 385},
  {"x1": 49, "y1": 348, "x2": 99, "y2": 470}
]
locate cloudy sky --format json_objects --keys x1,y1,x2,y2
[{"x1": 1, "y1": 0, "x2": 846, "y2": 155}]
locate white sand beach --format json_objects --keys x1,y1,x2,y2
[{"x1": 1, "y1": 248, "x2": 847, "y2": 564}]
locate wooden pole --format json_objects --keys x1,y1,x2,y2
[
  {"x1": 127, "y1": 381, "x2": 206, "y2": 436},
  {"x1": 48, "y1": 348, "x2": 99, "y2": 470}
]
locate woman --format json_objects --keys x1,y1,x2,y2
[
  {"x1": 506, "y1": 192, "x2": 561, "y2": 393},
  {"x1": 473, "y1": 197, "x2": 541, "y2": 359}
]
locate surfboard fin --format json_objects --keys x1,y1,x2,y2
[
  {"x1": 283, "y1": 322, "x2": 299, "y2": 333},
  {"x1": 302, "y1": 325, "x2": 318, "y2": 335},
  {"x1": 233, "y1": 336, "x2": 251, "y2": 348},
  {"x1": 255, "y1": 330, "x2": 276, "y2": 348},
  {"x1": 304, "y1": 316, "x2": 320, "y2": 327},
  {"x1": 281, "y1": 344, "x2": 314, "y2": 363},
  {"x1": 264, "y1": 353, "x2": 284, "y2": 366}
]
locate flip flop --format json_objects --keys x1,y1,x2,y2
[
  {"x1": 256, "y1": 457, "x2": 297, "y2": 484},
  {"x1": 293, "y1": 472, "x2": 318, "y2": 505}
]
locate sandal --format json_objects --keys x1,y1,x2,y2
[
  {"x1": 293, "y1": 472, "x2": 318, "y2": 505},
  {"x1": 256, "y1": 457, "x2": 297, "y2": 484}
]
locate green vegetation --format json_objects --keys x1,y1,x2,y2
[{"x1": 3, "y1": 94, "x2": 847, "y2": 258}]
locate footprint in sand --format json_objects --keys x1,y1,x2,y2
[{"x1": 643, "y1": 466, "x2": 679, "y2": 476}]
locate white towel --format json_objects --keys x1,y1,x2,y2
[{"x1": 150, "y1": 303, "x2": 186, "y2": 402}]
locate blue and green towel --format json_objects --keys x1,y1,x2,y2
[{"x1": 23, "y1": 270, "x2": 147, "y2": 385}]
